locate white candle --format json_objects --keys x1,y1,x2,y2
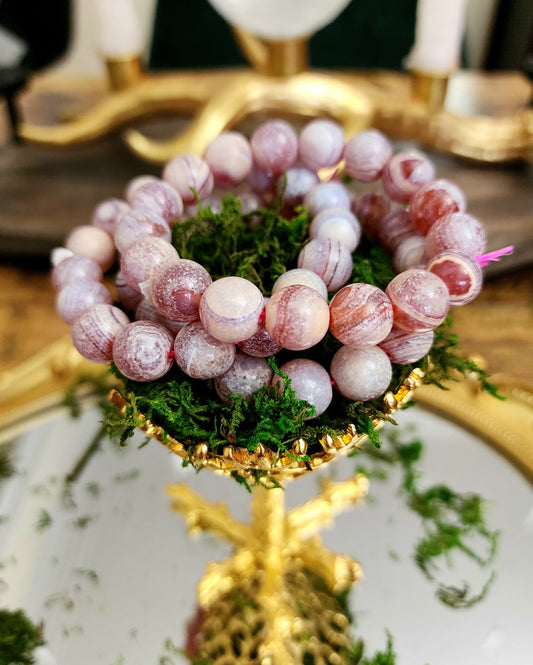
[
  {"x1": 94, "y1": 0, "x2": 143, "y2": 58},
  {"x1": 406, "y1": 0, "x2": 469, "y2": 75}
]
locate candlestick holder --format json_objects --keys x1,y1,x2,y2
[{"x1": 18, "y1": 29, "x2": 533, "y2": 164}]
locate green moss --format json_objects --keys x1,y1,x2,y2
[{"x1": 0, "y1": 609, "x2": 44, "y2": 665}]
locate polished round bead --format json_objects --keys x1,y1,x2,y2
[
  {"x1": 298, "y1": 119, "x2": 345, "y2": 171},
  {"x1": 204, "y1": 131, "x2": 253, "y2": 188},
  {"x1": 56, "y1": 280, "x2": 112, "y2": 324},
  {"x1": 272, "y1": 268, "x2": 328, "y2": 301},
  {"x1": 409, "y1": 179, "x2": 466, "y2": 234},
  {"x1": 353, "y1": 192, "x2": 390, "y2": 238},
  {"x1": 344, "y1": 129, "x2": 393, "y2": 182},
  {"x1": 91, "y1": 198, "x2": 130, "y2": 235},
  {"x1": 246, "y1": 163, "x2": 276, "y2": 203},
  {"x1": 330, "y1": 345, "x2": 392, "y2": 401},
  {"x1": 329, "y1": 283, "x2": 393, "y2": 347},
  {"x1": 65, "y1": 225, "x2": 116, "y2": 272},
  {"x1": 378, "y1": 208, "x2": 418, "y2": 254},
  {"x1": 174, "y1": 320, "x2": 236, "y2": 379},
  {"x1": 113, "y1": 321, "x2": 174, "y2": 382},
  {"x1": 115, "y1": 271, "x2": 144, "y2": 311},
  {"x1": 309, "y1": 207, "x2": 362, "y2": 252},
  {"x1": 272, "y1": 359, "x2": 332, "y2": 419},
  {"x1": 381, "y1": 151, "x2": 435, "y2": 204},
  {"x1": 51, "y1": 254, "x2": 103, "y2": 292},
  {"x1": 386, "y1": 268, "x2": 449, "y2": 333},
  {"x1": 379, "y1": 327, "x2": 435, "y2": 364},
  {"x1": 297, "y1": 238, "x2": 353, "y2": 291},
  {"x1": 214, "y1": 352, "x2": 273, "y2": 403},
  {"x1": 114, "y1": 209, "x2": 171, "y2": 254},
  {"x1": 278, "y1": 165, "x2": 320, "y2": 209},
  {"x1": 425, "y1": 212, "x2": 487, "y2": 258},
  {"x1": 151, "y1": 259, "x2": 212, "y2": 322},
  {"x1": 425, "y1": 250, "x2": 483, "y2": 305},
  {"x1": 199, "y1": 276, "x2": 263, "y2": 343},
  {"x1": 250, "y1": 120, "x2": 298, "y2": 174},
  {"x1": 135, "y1": 298, "x2": 187, "y2": 336},
  {"x1": 163, "y1": 154, "x2": 214, "y2": 204},
  {"x1": 131, "y1": 180, "x2": 184, "y2": 226},
  {"x1": 125, "y1": 175, "x2": 158, "y2": 203},
  {"x1": 237, "y1": 325, "x2": 282, "y2": 358},
  {"x1": 71, "y1": 303, "x2": 130, "y2": 363},
  {"x1": 265, "y1": 284, "x2": 329, "y2": 351},
  {"x1": 393, "y1": 235, "x2": 427, "y2": 272},
  {"x1": 120, "y1": 236, "x2": 179, "y2": 293},
  {"x1": 303, "y1": 181, "x2": 352, "y2": 217}
]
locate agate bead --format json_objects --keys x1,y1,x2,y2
[
  {"x1": 272, "y1": 268, "x2": 328, "y2": 301},
  {"x1": 71, "y1": 303, "x2": 130, "y2": 363},
  {"x1": 425, "y1": 212, "x2": 487, "y2": 258},
  {"x1": 91, "y1": 198, "x2": 130, "y2": 235},
  {"x1": 151, "y1": 259, "x2": 212, "y2": 322},
  {"x1": 409, "y1": 179, "x2": 466, "y2": 234},
  {"x1": 379, "y1": 327, "x2": 435, "y2": 364},
  {"x1": 378, "y1": 208, "x2": 418, "y2": 254},
  {"x1": 125, "y1": 175, "x2": 158, "y2": 203},
  {"x1": 393, "y1": 235, "x2": 427, "y2": 273},
  {"x1": 174, "y1": 320, "x2": 236, "y2": 379},
  {"x1": 329, "y1": 283, "x2": 393, "y2": 347},
  {"x1": 353, "y1": 192, "x2": 390, "y2": 238},
  {"x1": 297, "y1": 238, "x2": 353, "y2": 292},
  {"x1": 237, "y1": 325, "x2": 282, "y2": 358},
  {"x1": 386, "y1": 268, "x2": 449, "y2": 333},
  {"x1": 135, "y1": 299, "x2": 187, "y2": 336},
  {"x1": 204, "y1": 131, "x2": 252, "y2": 188},
  {"x1": 65, "y1": 225, "x2": 116, "y2": 272},
  {"x1": 56, "y1": 280, "x2": 112, "y2": 324},
  {"x1": 114, "y1": 209, "x2": 171, "y2": 254},
  {"x1": 115, "y1": 271, "x2": 144, "y2": 311},
  {"x1": 344, "y1": 129, "x2": 393, "y2": 183},
  {"x1": 330, "y1": 345, "x2": 392, "y2": 401},
  {"x1": 163, "y1": 154, "x2": 214, "y2": 204},
  {"x1": 200, "y1": 276, "x2": 263, "y2": 343},
  {"x1": 131, "y1": 180, "x2": 184, "y2": 226},
  {"x1": 113, "y1": 321, "x2": 174, "y2": 382},
  {"x1": 304, "y1": 181, "x2": 352, "y2": 217},
  {"x1": 309, "y1": 207, "x2": 362, "y2": 253},
  {"x1": 272, "y1": 359, "x2": 332, "y2": 419},
  {"x1": 120, "y1": 236, "x2": 179, "y2": 293},
  {"x1": 214, "y1": 352, "x2": 273, "y2": 403},
  {"x1": 298, "y1": 119, "x2": 345, "y2": 171},
  {"x1": 51, "y1": 255, "x2": 103, "y2": 292},
  {"x1": 250, "y1": 120, "x2": 298, "y2": 175},
  {"x1": 381, "y1": 151, "x2": 435, "y2": 204},
  {"x1": 425, "y1": 250, "x2": 483, "y2": 305},
  {"x1": 278, "y1": 165, "x2": 320, "y2": 208},
  {"x1": 265, "y1": 284, "x2": 329, "y2": 351}
]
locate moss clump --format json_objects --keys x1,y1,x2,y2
[{"x1": 0, "y1": 609, "x2": 45, "y2": 665}]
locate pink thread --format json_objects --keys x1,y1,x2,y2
[
  {"x1": 258, "y1": 307, "x2": 266, "y2": 325},
  {"x1": 167, "y1": 349, "x2": 176, "y2": 362},
  {"x1": 476, "y1": 245, "x2": 514, "y2": 267}
]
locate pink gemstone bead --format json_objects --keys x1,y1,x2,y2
[
  {"x1": 304, "y1": 181, "x2": 351, "y2": 217},
  {"x1": 381, "y1": 151, "x2": 435, "y2": 204},
  {"x1": 409, "y1": 179, "x2": 466, "y2": 234},
  {"x1": 272, "y1": 268, "x2": 328, "y2": 301},
  {"x1": 71, "y1": 303, "x2": 130, "y2": 363},
  {"x1": 378, "y1": 208, "x2": 418, "y2": 254},
  {"x1": 246, "y1": 163, "x2": 276, "y2": 204},
  {"x1": 91, "y1": 198, "x2": 130, "y2": 236},
  {"x1": 56, "y1": 280, "x2": 112, "y2": 324},
  {"x1": 386, "y1": 268, "x2": 449, "y2": 333},
  {"x1": 425, "y1": 250, "x2": 483, "y2": 305},
  {"x1": 265, "y1": 284, "x2": 329, "y2": 351},
  {"x1": 113, "y1": 321, "x2": 174, "y2": 382},
  {"x1": 310, "y1": 207, "x2": 362, "y2": 252},
  {"x1": 425, "y1": 212, "x2": 487, "y2": 258},
  {"x1": 131, "y1": 180, "x2": 184, "y2": 226},
  {"x1": 65, "y1": 225, "x2": 116, "y2": 272},
  {"x1": 344, "y1": 129, "x2": 393, "y2": 183},
  {"x1": 272, "y1": 359, "x2": 332, "y2": 419},
  {"x1": 115, "y1": 271, "x2": 144, "y2": 311},
  {"x1": 174, "y1": 321, "x2": 236, "y2": 379},
  {"x1": 329, "y1": 283, "x2": 393, "y2": 347},
  {"x1": 237, "y1": 325, "x2": 282, "y2": 358},
  {"x1": 125, "y1": 175, "x2": 158, "y2": 203},
  {"x1": 199, "y1": 276, "x2": 263, "y2": 343},
  {"x1": 297, "y1": 238, "x2": 353, "y2": 291},
  {"x1": 51, "y1": 255, "x2": 103, "y2": 291},
  {"x1": 353, "y1": 192, "x2": 390, "y2": 238},
  {"x1": 114, "y1": 209, "x2": 171, "y2": 254},
  {"x1": 278, "y1": 165, "x2": 320, "y2": 209},
  {"x1": 135, "y1": 299, "x2": 187, "y2": 336},
  {"x1": 250, "y1": 120, "x2": 298, "y2": 174},
  {"x1": 163, "y1": 154, "x2": 214, "y2": 205},
  {"x1": 298, "y1": 119, "x2": 345, "y2": 171},
  {"x1": 379, "y1": 327, "x2": 435, "y2": 364},
  {"x1": 214, "y1": 352, "x2": 273, "y2": 403},
  {"x1": 330, "y1": 345, "x2": 392, "y2": 401},
  {"x1": 393, "y1": 235, "x2": 427, "y2": 273},
  {"x1": 204, "y1": 131, "x2": 253, "y2": 188},
  {"x1": 120, "y1": 236, "x2": 179, "y2": 293},
  {"x1": 151, "y1": 259, "x2": 212, "y2": 322}
]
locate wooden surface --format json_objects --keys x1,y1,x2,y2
[{"x1": 0, "y1": 73, "x2": 532, "y2": 392}]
